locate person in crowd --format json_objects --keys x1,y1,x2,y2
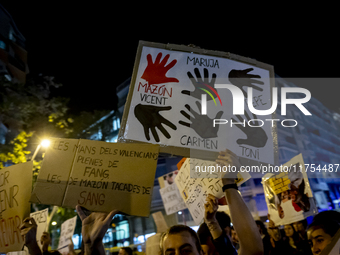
[
  {"x1": 118, "y1": 247, "x2": 133, "y2": 255},
  {"x1": 283, "y1": 224, "x2": 302, "y2": 252},
  {"x1": 197, "y1": 196, "x2": 237, "y2": 255},
  {"x1": 267, "y1": 214, "x2": 299, "y2": 255},
  {"x1": 307, "y1": 210, "x2": 340, "y2": 255},
  {"x1": 255, "y1": 220, "x2": 271, "y2": 255},
  {"x1": 267, "y1": 217, "x2": 311, "y2": 255},
  {"x1": 293, "y1": 219, "x2": 308, "y2": 241},
  {"x1": 231, "y1": 227, "x2": 240, "y2": 251},
  {"x1": 215, "y1": 211, "x2": 232, "y2": 238},
  {"x1": 20, "y1": 217, "x2": 62, "y2": 255}
]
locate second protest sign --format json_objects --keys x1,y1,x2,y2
[{"x1": 31, "y1": 138, "x2": 159, "y2": 217}]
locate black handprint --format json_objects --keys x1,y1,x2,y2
[
  {"x1": 134, "y1": 104, "x2": 177, "y2": 142},
  {"x1": 181, "y1": 68, "x2": 218, "y2": 100},
  {"x1": 179, "y1": 101, "x2": 223, "y2": 138},
  {"x1": 228, "y1": 68, "x2": 264, "y2": 98},
  {"x1": 232, "y1": 111, "x2": 268, "y2": 148}
]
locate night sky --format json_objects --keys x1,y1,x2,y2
[{"x1": 2, "y1": 3, "x2": 340, "y2": 114}]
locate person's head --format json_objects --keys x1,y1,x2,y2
[
  {"x1": 197, "y1": 223, "x2": 217, "y2": 255},
  {"x1": 293, "y1": 219, "x2": 307, "y2": 234},
  {"x1": 40, "y1": 232, "x2": 51, "y2": 246},
  {"x1": 268, "y1": 227, "x2": 281, "y2": 242},
  {"x1": 284, "y1": 224, "x2": 295, "y2": 238},
  {"x1": 231, "y1": 226, "x2": 239, "y2": 246},
  {"x1": 215, "y1": 211, "x2": 231, "y2": 236},
  {"x1": 256, "y1": 220, "x2": 268, "y2": 236},
  {"x1": 307, "y1": 211, "x2": 340, "y2": 255},
  {"x1": 160, "y1": 225, "x2": 203, "y2": 255},
  {"x1": 118, "y1": 247, "x2": 133, "y2": 255}
]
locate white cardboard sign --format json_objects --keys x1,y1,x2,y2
[
  {"x1": 57, "y1": 216, "x2": 77, "y2": 255},
  {"x1": 119, "y1": 41, "x2": 277, "y2": 166}
]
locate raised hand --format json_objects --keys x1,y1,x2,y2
[
  {"x1": 204, "y1": 193, "x2": 219, "y2": 223},
  {"x1": 182, "y1": 68, "x2": 219, "y2": 102},
  {"x1": 231, "y1": 112, "x2": 268, "y2": 148},
  {"x1": 76, "y1": 205, "x2": 118, "y2": 255},
  {"x1": 134, "y1": 103, "x2": 177, "y2": 142},
  {"x1": 179, "y1": 101, "x2": 223, "y2": 138},
  {"x1": 228, "y1": 68, "x2": 264, "y2": 98},
  {"x1": 141, "y1": 52, "x2": 179, "y2": 85},
  {"x1": 20, "y1": 217, "x2": 42, "y2": 255}
]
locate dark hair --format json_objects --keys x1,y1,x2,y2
[
  {"x1": 308, "y1": 211, "x2": 340, "y2": 237},
  {"x1": 197, "y1": 222, "x2": 211, "y2": 245},
  {"x1": 160, "y1": 225, "x2": 202, "y2": 254},
  {"x1": 256, "y1": 220, "x2": 269, "y2": 236},
  {"x1": 284, "y1": 223, "x2": 301, "y2": 247},
  {"x1": 120, "y1": 247, "x2": 133, "y2": 255},
  {"x1": 215, "y1": 211, "x2": 231, "y2": 229}
]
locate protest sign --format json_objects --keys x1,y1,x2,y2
[
  {"x1": 175, "y1": 158, "x2": 250, "y2": 225},
  {"x1": 151, "y1": 211, "x2": 168, "y2": 233},
  {"x1": 30, "y1": 208, "x2": 49, "y2": 250},
  {"x1": 30, "y1": 138, "x2": 80, "y2": 206},
  {"x1": 0, "y1": 161, "x2": 32, "y2": 253},
  {"x1": 158, "y1": 169, "x2": 186, "y2": 215},
  {"x1": 159, "y1": 183, "x2": 186, "y2": 215},
  {"x1": 119, "y1": 41, "x2": 278, "y2": 167},
  {"x1": 30, "y1": 138, "x2": 159, "y2": 217},
  {"x1": 57, "y1": 216, "x2": 77, "y2": 255},
  {"x1": 262, "y1": 154, "x2": 317, "y2": 226}
]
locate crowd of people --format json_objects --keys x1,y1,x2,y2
[{"x1": 20, "y1": 150, "x2": 340, "y2": 255}]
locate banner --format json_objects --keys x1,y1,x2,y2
[
  {"x1": 0, "y1": 162, "x2": 32, "y2": 253},
  {"x1": 119, "y1": 41, "x2": 278, "y2": 166},
  {"x1": 30, "y1": 138, "x2": 159, "y2": 217},
  {"x1": 262, "y1": 154, "x2": 317, "y2": 226}
]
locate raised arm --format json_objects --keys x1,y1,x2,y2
[
  {"x1": 217, "y1": 149, "x2": 263, "y2": 255},
  {"x1": 76, "y1": 205, "x2": 118, "y2": 255},
  {"x1": 20, "y1": 217, "x2": 42, "y2": 255}
]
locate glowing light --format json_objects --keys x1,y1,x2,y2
[
  {"x1": 41, "y1": 139, "x2": 50, "y2": 148},
  {"x1": 51, "y1": 221, "x2": 57, "y2": 226}
]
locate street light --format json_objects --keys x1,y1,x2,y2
[
  {"x1": 31, "y1": 139, "x2": 50, "y2": 161},
  {"x1": 41, "y1": 139, "x2": 51, "y2": 148}
]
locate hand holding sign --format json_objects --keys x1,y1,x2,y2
[
  {"x1": 141, "y1": 53, "x2": 179, "y2": 85},
  {"x1": 179, "y1": 101, "x2": 223, "y2": 138},
  {"x1": 231, "y1": 112, "x2": 268, "y2": 148},
  {"x1": 228, "y1": 68, "x2": 264, "y2": 98},
  {"x1": 134, "y1": 103, "x2": 177, "y2": 142},
  {"x1": 182, "y1": 68, "x2": 218, "y2": 100}
]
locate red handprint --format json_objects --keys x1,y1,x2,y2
[{"x1": 141, "y1": 52, "x2": 179, "y2": 85}]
